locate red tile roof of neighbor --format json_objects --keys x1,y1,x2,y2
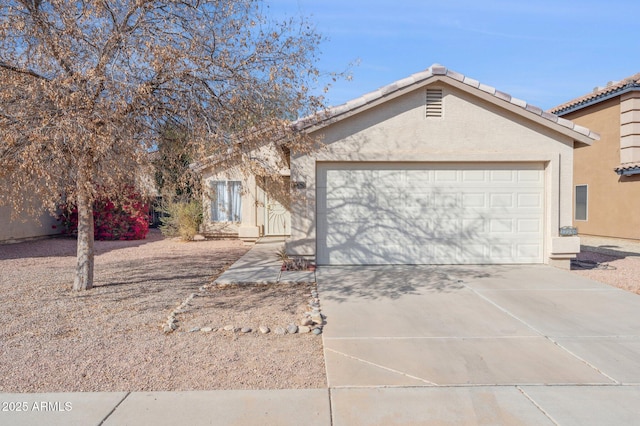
[{"x1": 550, "y1": 72, "x2": 640, "y2": 115}]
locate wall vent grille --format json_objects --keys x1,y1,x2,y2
[{"x1": 426, "y1": 89, "x2": 443, "y2": 118}]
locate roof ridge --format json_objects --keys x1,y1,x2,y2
[{"x1": 295, "y1": 64, "x2": 599, "y2": 141}]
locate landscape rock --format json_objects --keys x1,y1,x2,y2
[
  {"x1": 223, "y1": 325, "x2": 235, "y2": 332},
  {"x1": 310, "y1": 314, "x2": 323, "y2": 325},
  {"x1": 259, "y1": 326, "x2": 270, "y2": 334},
  {"x1": 200, "y1": 327, "x2": 213, "y2": 333},
  {"x1": 241, "y1": 327, "x2": 252, "y2": 333},
  {"x1": 298, "y1": 326, "x2": 311, "y2": 333},
  {"x1": 274, "y1": 326, "x2": 286, "y2": 335},
  {"x1": 287, "y1": 324, "x2": 298, "y2": 334},
  {"x1": 300, "y1": 317, "x2": 313, "y2": 326},
  {"x1": 312, "y1": 327, "x2": 322, "y2": 335}
]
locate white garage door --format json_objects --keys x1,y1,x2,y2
[{"x1": 316, "y1": 163, "x2": 544, "y2": 265}]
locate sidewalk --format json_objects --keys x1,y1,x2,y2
[{"x1": 0, "y1": 389, "x2": 330, "y2": 426}]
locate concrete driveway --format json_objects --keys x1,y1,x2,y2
[{"x1": 317, "y1": 265, "x2": 640, "y2": 425}]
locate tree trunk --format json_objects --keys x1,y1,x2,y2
[{"x1": 73, "y1": 168, "x2": 94, "y2": 291}]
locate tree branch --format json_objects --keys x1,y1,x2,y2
[{"x1": 0, "y1": 61, "x2": 49, "y2": 81}]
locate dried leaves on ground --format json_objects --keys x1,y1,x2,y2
[{"x1": 0, "y1": 230, "x2": 326, "y2": 392}]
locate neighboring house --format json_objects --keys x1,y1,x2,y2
[
  {"x1": 1, "y1": 163, "x2": 159, "y2": 243},
  {"x1": 0, "y1": 200, "x2": 59, "y2": 243},
  {"x1": 0, "y1": 212, "x2": 58, "y2": 243},
  {"x1": 197, "y1": 64, "x2": 599, "y2": 269},
  {"x1": 549, "y1": 73, "x2": 640, "y2": 240}
]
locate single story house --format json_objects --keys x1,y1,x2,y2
[
  {"x1": 550, "y1": 73, "x2": 640, "y2": 240},
  {"x1": 197, "y1": 64, "x2": 599, "y2": 269}
]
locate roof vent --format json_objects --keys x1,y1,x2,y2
[{"x1": 426, "y1": 89, "x2": 443, "y2": 118}]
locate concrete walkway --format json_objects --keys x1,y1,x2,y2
[
  {"x1": 214, "y1": 237, "x2": 316, "y2": 285},
  {"x1": 3, "y1": 237, "x2": 640, "y2": 425}
]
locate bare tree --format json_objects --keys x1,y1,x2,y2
[{"x1": 0, "y1": 0, "x2": 330, "y2": 290}]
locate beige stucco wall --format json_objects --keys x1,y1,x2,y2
[
  {"x1": 0, "y1": 204, "x2": 59, "y2": 243},
  {"x1": 199, "y1": 143, "x2": 292, "y2": 240},
  {"x1": 289, "y1": 82, "x2": 577, "y2": 264},
  {"x1": 565, "y1": 97, "x2": 640, "y2": 240},
  {"x1": 201, "y1": 167, "x2": 262, "y2": 240}
]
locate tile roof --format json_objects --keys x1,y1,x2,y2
[
  {"x1": 614, "y1": 162, "x2": 640, "y2": 176},
  {"x1": 549, "y1": 72, "x2": 640, "y2": 115},
  {"x1": 295, "y1": 64, "x2": 599, "y2": 142}
]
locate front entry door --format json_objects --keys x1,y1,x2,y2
[{"x1": 265, "y1": 177, "x2": 291, "y2": 236}]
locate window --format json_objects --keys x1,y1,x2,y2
[
  {"x1": 211, "y1": 181, "x2": 242, "y2": 222},
  {"x1": 575, "y1": 185, "x2": 587, "y2": 221}
]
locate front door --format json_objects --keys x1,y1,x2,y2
[{"x1": 265, "y1": 177, "x2": 291, "y2": 236}]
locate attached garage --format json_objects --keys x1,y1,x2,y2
[
  {"x1": 316, "y1": 162, "x2": 544, "y2": 265},
  {"x1": 288, "y1": 65, "x2": 599, "y2": 269}
]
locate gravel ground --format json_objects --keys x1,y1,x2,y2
[
  {"x1": 0, "y1": 230, "x2": 326, "y2": 393},
  {"x1": 572, "y1": 250, "x2": 640, "y2": 295}
]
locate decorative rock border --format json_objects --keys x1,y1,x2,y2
[{"x1": 162, "y1": 285, "x2": 324, "y2": 336}]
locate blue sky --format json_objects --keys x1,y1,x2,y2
[{"x1": 270, "y1": 0, "x2": 640, "y2": 110}]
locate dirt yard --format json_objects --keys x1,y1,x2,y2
[
  {"x1": 572, "y1": 250, "x2": 640, "y2": 295},
  {"x1": 0, "y1": 230, "x2": 326, "y2": 393}
]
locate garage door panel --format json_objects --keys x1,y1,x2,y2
[
  {"x1": 317, "y1": 163, "x2": 544, "y2": 265},
  {"x1": 460, "y1": 244, "x2": 488, "y2": 261},
  {"x1": 462, "y1": 218, "x2": 488, "y2": 234},
  {"x1": 517, "y1": 219, "x2": 542, "y2": 233},
  {"x1": 406, "y1": 169, "x2": 432, "y2": 186},
  {"x1": 434, "y1": 169, "x2": 458, "y2": 182},
  {"x1": 462, "y1": 169, "x2": 486, "y2": 182},
  {"x1": 433, "y1": 192, "x2": 460, "y2": 208},
  {"x1": 490, "y1": 244, "x2": 514, "y2": 261},
  {"x1": 377, "y1": 169, "x2": 405, "y2": 185},
  {"x1": 489, "y1": 218, "x2": 515, "y2": 233},
  {"x1": 489, "y1": 193, "x2": 515, "y2": 208},
  {"x1": 490, "y1": 170, "x2": 516, "y2": 182},
  {"x1": 518, "y1": 169, "x2": 544, "y2": 182},
  {"x1": 517, "y1": 193, "x2": 543, "y2": 208},
  {"x1": 462, "y1": 193, "x2": 487, "y2": 208}
]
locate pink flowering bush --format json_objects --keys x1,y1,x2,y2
[{"x1": 57, "y1": 192, "x2": 149, "y2": 240}]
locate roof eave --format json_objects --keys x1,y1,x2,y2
[
  {"x1": 553, "y1": 86, "x2": 640, "y2": 116},
  {"x1": 297, "y1": 67, "x2": 599, "y2": 146},
  {"x1": 442, "y1": 78, "x2": 598, "y2": 146},
  {"x1": 296, "y1": 73, "x2": 448, "y2": 134}
]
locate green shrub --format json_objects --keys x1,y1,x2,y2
[{"x1": 158, "y1": 198, "x2": 203, "y2": 241}]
